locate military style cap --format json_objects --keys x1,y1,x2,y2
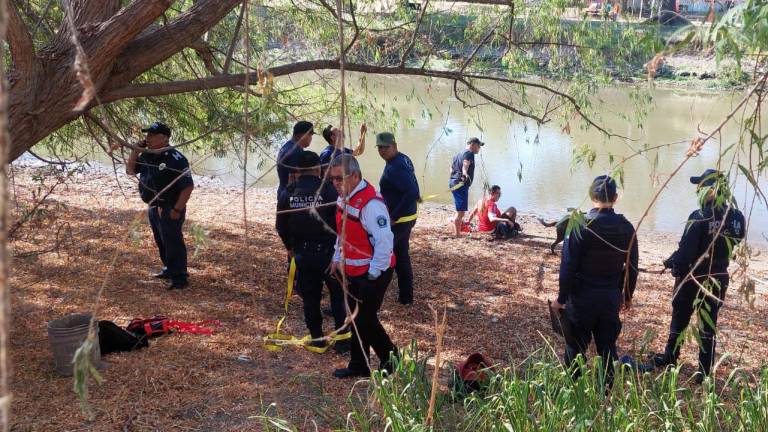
[
  {"x1": 141, "y1": 121, "x2": 172, "y2": 137},
  {"x1": 376, "y1": 132, "x2": 396, "y2": 147},
  {"x1": 690, "y1": 169, "x2": 721, "y2": 187}
]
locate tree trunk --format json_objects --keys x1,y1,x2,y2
[{"x1": 6, "y1": 0, "x2": 241, "y2": 162}]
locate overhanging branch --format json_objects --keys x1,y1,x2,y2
[{"x1": 101, "y1": 60, "x2": 621, "y2": 136}]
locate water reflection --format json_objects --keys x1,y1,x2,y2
[{"x1": 91, "y1": 75, "x2": 768, "y2": 242}]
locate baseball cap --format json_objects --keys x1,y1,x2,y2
[
  {"x1": 297, "y1": 150, "x2": 321, "y2": 170},
  {"x1": 376, "y1": 132, "x2": 396, "y2": 147},
  {"x1": 141, "y1": 121, "x2": 171, "y2": 137},
  {"x1": 590, "y1": 175, "x2": 617, "y2": 202},
  {"x1": 690, "y1": 169, "x2": 721, "y2": 187},
  {"x1": 293, "y1": 120, "x2": 314, "y2": 136},
  {"x1": 468, "y1": 137, "x2": 484, "y2": 146}
]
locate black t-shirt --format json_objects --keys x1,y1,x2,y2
[
  {"x1": 136, "y1": 149, "x2": 194, "y2": 206},
  {"x1": 449, "y1": 149, "x2": 475, "y2": 187}
]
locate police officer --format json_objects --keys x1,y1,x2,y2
[
  {"x1": 328, "y1": 154, "x2": 398, "y2": 378},
  {"x1": 552, "y1": 175, "x2": 638, "y2": 382},
  {"x1": 126, "y1": 122, "x2": 194, "y2": 290},
  {"x1": 651, "y1": 169, "x2": 745, "y2": 382},
  {"x1": 376, "y1": 132, "x2": 420, "y2": 305},
  {"x1": 275, "y1": 151, "x2": 348, "y2": 352},
  {"x1": 277, "y1": 121, "x2": 314, "y2": 199}
]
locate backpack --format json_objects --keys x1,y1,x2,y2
[
  {"x1": 98, "y1": 320, "x2": 149, "y2": 355},
  {"x1": 126, "y1": 316, "x2": 172, "y2": 338}
]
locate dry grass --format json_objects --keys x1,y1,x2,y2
[{"x1": 8, "y1": 165, "x2": 768, "y2": 431}]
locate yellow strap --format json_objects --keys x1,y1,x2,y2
[
  {"x1": 394, "y1": 182, "x2": 464, "y2": 224},
  {"x1": 263, "y1": 257, "x2": 352, "y2": 353}
]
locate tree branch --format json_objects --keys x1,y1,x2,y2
[
  {"x1": 101, "y1": 60, "x2": 621, "y2": 133},
  {"x1": 7, "y1": 1, "x2": 36, "y2": 79},
  {"x1": 105, "y1": 0, "x2": 241, "y2": 91}
]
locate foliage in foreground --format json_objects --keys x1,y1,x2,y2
[{"x1": 257, "y1": 346, "x2": 768, "y2": 431}]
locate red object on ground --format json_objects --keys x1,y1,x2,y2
[{"x1": 457, "y1": 352, "x2": 493, "y2": 382}]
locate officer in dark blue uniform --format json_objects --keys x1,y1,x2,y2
[
  {"x1": 275, "y1": 151, "x2": 348, "y2": 352},
  {"x1": 553, "y1": 175, "x2": 638, "y2": 382},
  {"x1": 376, "y1": 132, "x2": 420, "y2": 305},
  {"x1": 651, "y1": 169, "x2": 745, "y2": 382},
  {"x1": 126, "y1": 122, "x2": 194, "y2": 290},
  {"x1": 277, "y1": 121, "x2": 314, "y2": 199}
]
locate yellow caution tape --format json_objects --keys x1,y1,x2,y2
[
  {"x1": 394, "y1": 182, "x2": 465, "y2": 224},
  {"x1": 263, "y1": 258, "x2": 352, "y2": 353}
]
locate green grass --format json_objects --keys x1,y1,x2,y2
[{"x1": 256, "y1": 344, "x2": 768, "y2": 431}]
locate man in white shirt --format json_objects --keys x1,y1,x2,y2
[{"x1": 328, "y1": 154, "x2": 398, "y2": 378}]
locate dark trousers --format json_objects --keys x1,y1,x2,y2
[
  {"x1": 347, "y1": 268, "x2": 396, "y2": 372},
  {"x1": 148, "y1": 206, "x2": 188, "y2": 283},
  {"x1": 392, "y1": 220, "x2": 415, "y2": 304},
  {"x1": 662, "y1": 277, "x2": 727, "y2": 375},
  {"x1": 564, "y1": 288, "x2": 622, "y2": 382},
  {"x1": 294, "y1": 241, "x2": 346, "y2": 339}
]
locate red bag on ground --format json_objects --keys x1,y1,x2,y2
[
  {"x1": 126, "y1": 316, "x2": 220, "y2": 338},
  {"x1": 453, "y1": 353, "x2": 493, "y2": 394}
]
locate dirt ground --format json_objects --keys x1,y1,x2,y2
[{"x1": 8, "y1": 162, "x2": 768, "y2": 431}]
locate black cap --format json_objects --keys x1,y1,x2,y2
[
  {"x1": 297, "y1": 150, "x2": 321, "y2": 170},
  {"x1": 141, "y1": 121, "x2": 171, "y2": 137},
  {"x1": 293, "y1": 121, "x2": 314, "y2": 136},
  {"x1": 690, "y1": 169, "x2": 721, "y2": 187},
  {"x1": 590, "y1": 175, "x2": 617, "y2": 202},
  {"x1": 468, "y1": 137, "x2": 484, "y2": 146}
]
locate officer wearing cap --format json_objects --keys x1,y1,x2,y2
[
  {"x1": 376, "y1": 132, "x2": 420, "y2": 305},
  {"x1": 126, "y1": 122, "x2": 194, "y2": 290},
  {"x1": 328, "y1": 154, "x2": 398, "y2": 378},
  {"x1": 277, "y1": 121, "x2": 314, "y2": 199},
  {"x1": 651, "y1": 169, "x2": 745, "y2": 382},
  {"x1": 449, "y1": 137, "x2": 483, "y2": 237},
  {"x1": 552, "y1": 175, "x2": 638, "y2": 383},
  {"x1": 275, "y1": 151, "x2": 348, "y2": 352}
]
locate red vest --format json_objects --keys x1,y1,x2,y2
[{"x1": 336, "y1": 181, "x2": 396, "y2": 276}]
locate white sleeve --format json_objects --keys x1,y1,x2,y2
[{"x1": 360, "y1": 198, "x2": 394, "y2": 274}]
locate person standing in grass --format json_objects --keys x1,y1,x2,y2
[
  {"x1": 551, "y1": 175, "x2": 638, "y2": 383},
  {"x1": 651, "y1": 169, "x2": 745, "y2": 383}
]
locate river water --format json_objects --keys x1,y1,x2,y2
[{"x1": 76, "y1": 75, "x2": 768, "y2": 243}]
